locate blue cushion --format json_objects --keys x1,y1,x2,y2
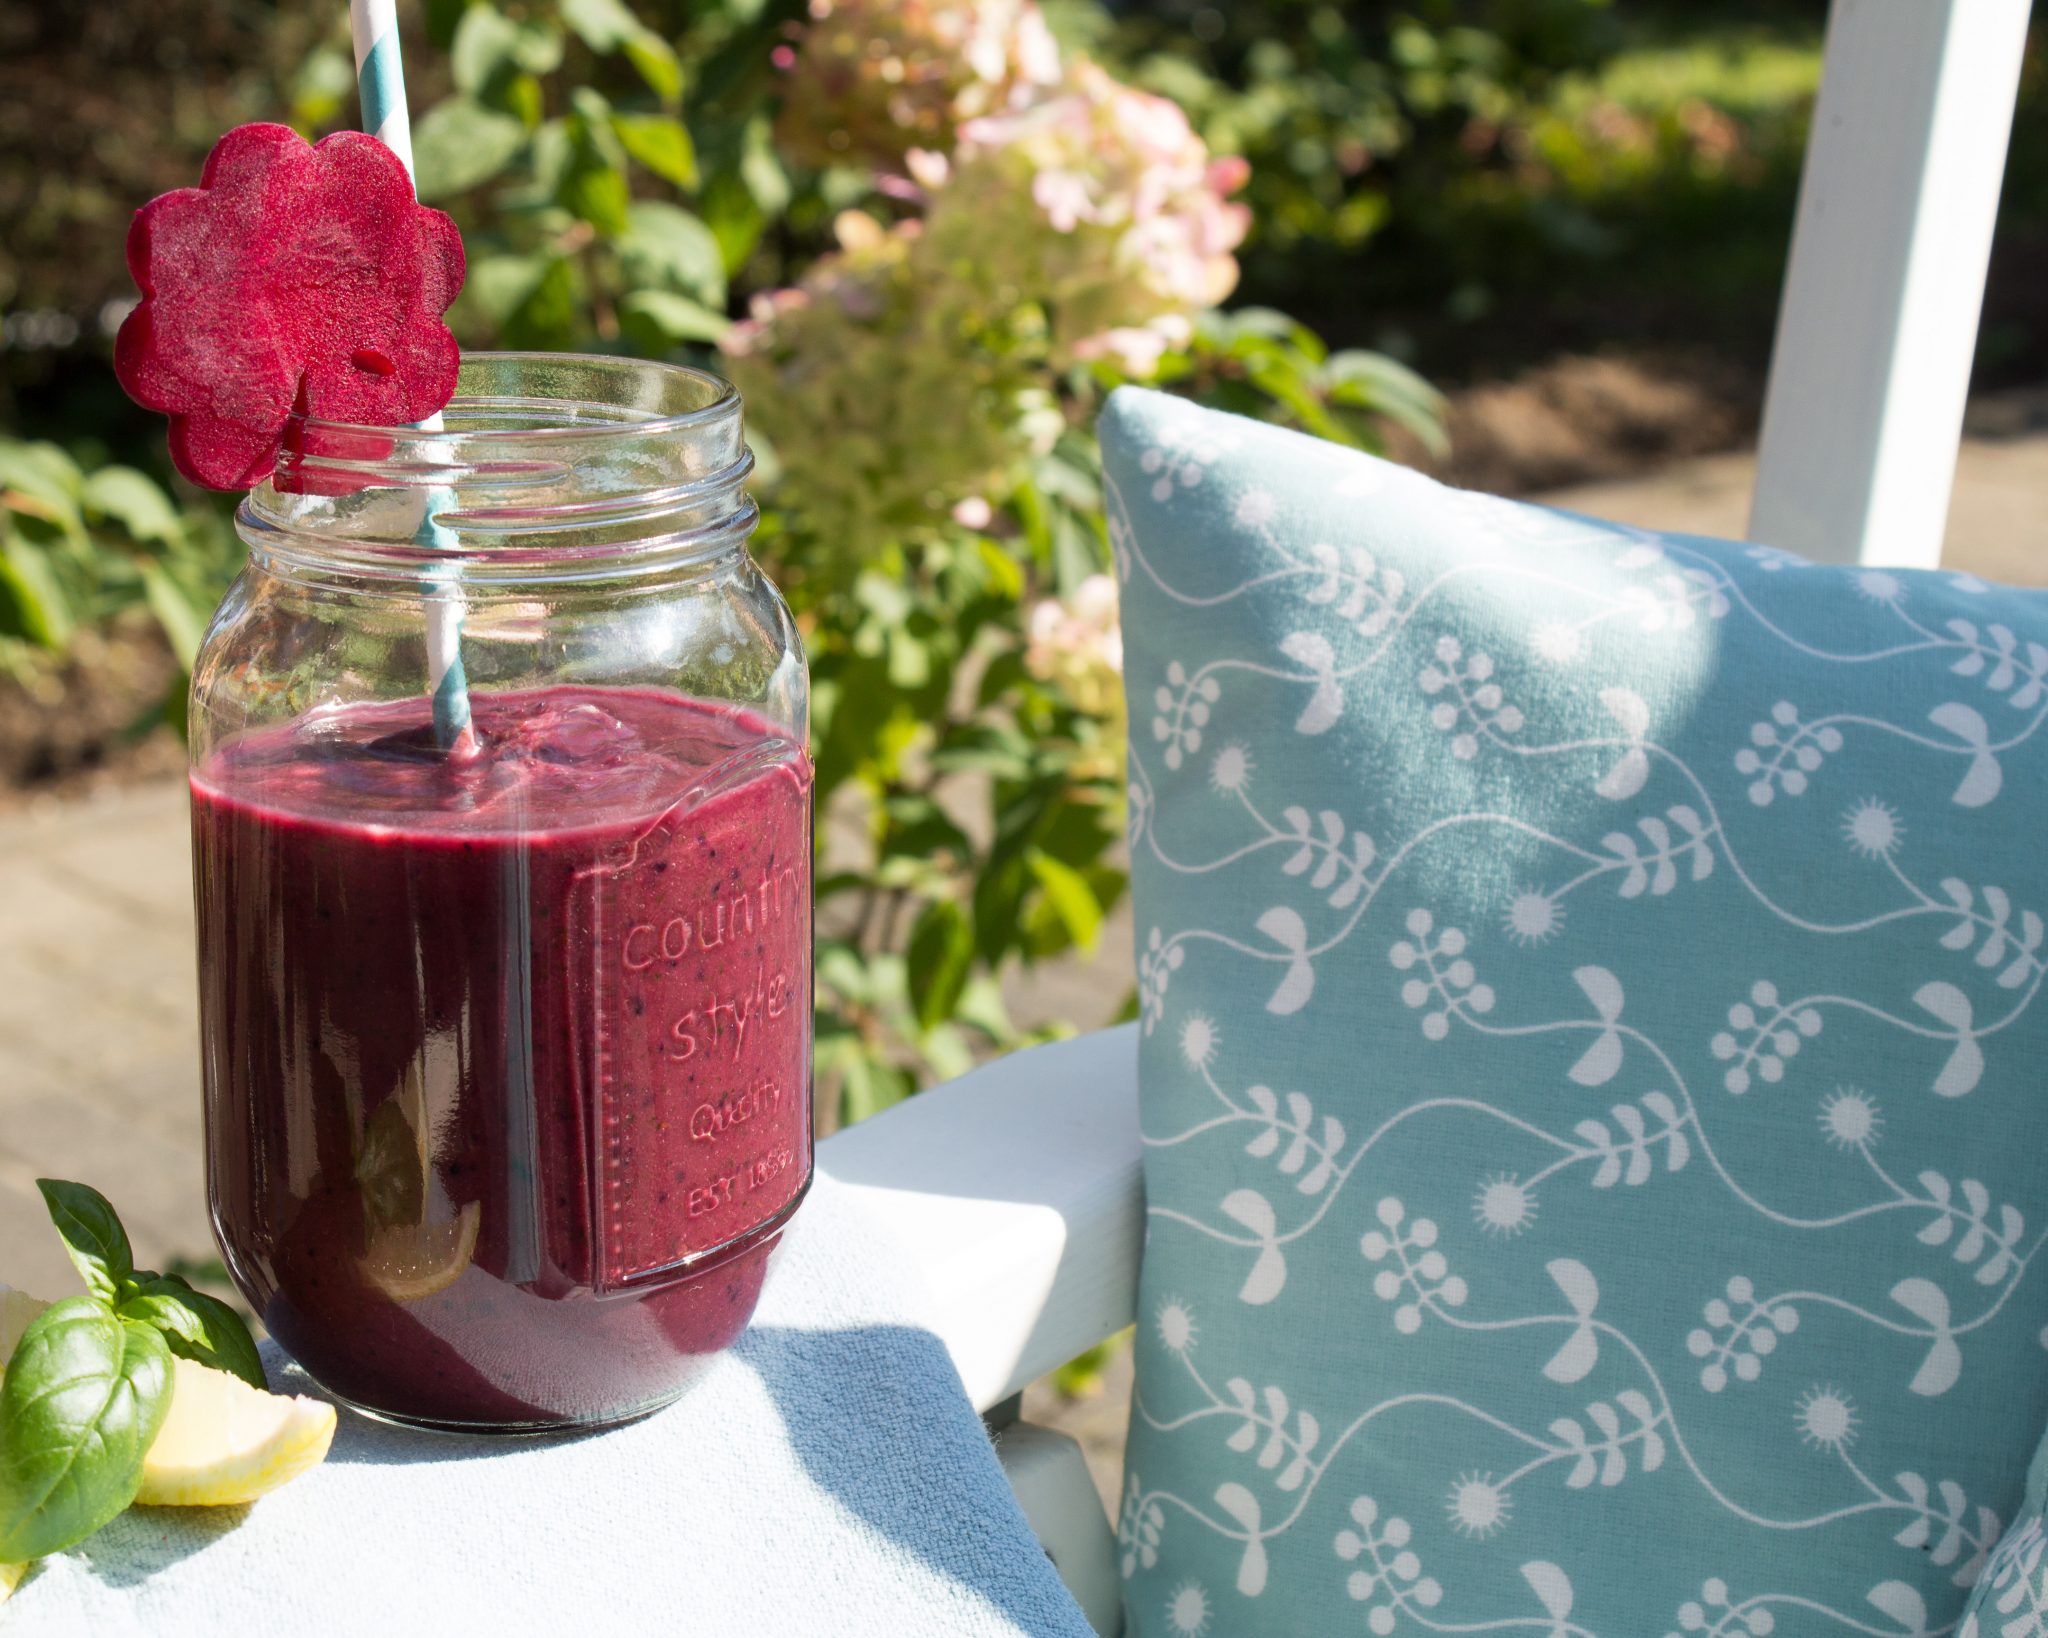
[
  {"x1": 1103, "y1": 385, "x2": 2048, "y2": 1638},
  {"x1": 1961, "y1": 1430, "x2": 2048, "y2": 1637}
]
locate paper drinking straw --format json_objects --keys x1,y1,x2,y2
[{"x1": 349, "y1": 0, "x2": 476, "y2": 754}]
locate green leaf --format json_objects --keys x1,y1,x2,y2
[
  {"x1": 452, "y1": 5, "x2": 519, "y2": 93},
  {"x1": 290, "y1": 45, "x2": 357, "y2": 132},
  {"x1": 422, "y1": 0, "x2": 469, "y2": 48},
  {"x1": 413, "y1": 97, "x2": 528, "y2": 201},
  {"x1": 625, "y1": 33, "x2": 684, "y2": 105},
  {"x1": 0, "y1": 440, "x2": 82, "y2": 508},
  {"x1": 701, "y1": 172, "x2": 765, "y2": 274},
  {"x1": 1050, "y1": 506, "x2": 1102, "y2": 597},
  {"x1": 618, "y1": 201, "x2": 726, "y2": 305},
  {"x1": 563, "y1": 165, "x2": 632, "y2": 239},
  {"x1": 1324, "y1": 349, "x2": 1449, "y2": 456},
  {"x1": 500, "y1": 71, "x2": 546, "y2": 128},
  {"x1": 837, "y1": 1052, "x2": 913, "y2": 1126},
  {"x1": 970, "y1": 854, "x2": 1029, "y2": 968},
  {"x1": 1028, "y1": 848, "x2": 1104, "y2": 955},
  {"x1": 611, "y1": 112, "x2": 698, "y2": 189},
  {"x1": 906, "y1": 899, "x2": 974, "y2": 1032},
  {"x1": 559, "y1": 96, "x2": 633, "y2": 238},
  {"x1": 0, "y1": 441, "x2": 84, "y2": 540},
  {"x1": 559, "y1": 0, "x2": 683, "y2": 101},
  {"x1": 462, "y1": 255, "x2": 581, "y2": 350},
  {"x1": 1051, "y1": 1331, "x2": 1129, "y2": 1398},
  {"x1": 0, "y1": 536, "x2": 73, "y2": 650},
  {"x1": 82, "y1": 466, "x2": 181, "y2": 547},
  {"x1": 559, "y1": 0, "x2": 644, "y2": 52},
  {"x1": 34, "y1": 1180, "x2": 133, "y2": 1303},
  {"x1": 952, "y1": 976, "x2": 1016, "y2": 1045},
  {"x1": 116, "y1": 1277, "x2": 265, "y2": 1391},
  {"x1": 160, "y1": 678, "x2": 189, "y2": 740},
  {"x1": 619, "y1": 289, "x2": 731, "y2": 346},
  {"x1": 140, "y1": 562, "x2": 208, "y2": 669},
  {"x1": 465, "y1": 254, "x2": 558, "y2": 329},
  {"x1": 739, "y1": 116, "x2": 791, "y2": 216},
  {"x1": 452, "y1": 6, "x2": 562, "y2": 96},
  {"x1": 0, "y1": 1298, "x2": 173, "y2": 1560}
]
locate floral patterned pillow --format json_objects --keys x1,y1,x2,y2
[
  {"x1": 1963, "y1": 1433, "x2": 2048, "y2": 1638},
  {"x1": 1103, "y1": 386, "x2": 2048, "y2": 1638}
]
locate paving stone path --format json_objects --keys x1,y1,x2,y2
[
  {"x1": 0, "y1": 781, "x2": 200, "y2": 1296},
  {"x1": 3, "y1": 412, "x2": 2042, "y2": 1512}
]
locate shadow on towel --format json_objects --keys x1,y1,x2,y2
[{"x1": 741, "y1": 1323, "x2": 1093, "y2": 1638}]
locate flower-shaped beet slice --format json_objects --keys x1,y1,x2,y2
[{"x1": 115, "y1": 123, "x2": 464, "y2": 491}]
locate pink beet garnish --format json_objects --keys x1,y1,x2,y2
[{"x1": 114, "y1": 123, "x2": 465, "y2": 492}]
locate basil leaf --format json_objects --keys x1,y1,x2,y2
[
  {"x1": 34, "y1": 1179, "x2": 134, "y2": 1303},
  {"x1": 0, "y1": 1298, "x2": 173, "y2": 1560},
  {"x1": 118, "y1": 1277, "x2": 266, "y2": 1391}
]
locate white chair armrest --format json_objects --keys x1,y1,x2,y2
[{"x1": 817, "y1": 1024, "x2": 1143, "y2": 1411}]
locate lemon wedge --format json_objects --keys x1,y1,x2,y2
[
  {"x1": 1, "y1": 1280, "x2": 335, "y2": 1510},
  {"x1": 136, "y1": 1357, "x2": 336, "y2": 1508},
  {"x1": 0, "y1": 1558, "x2": 26, "y2": 1605}
]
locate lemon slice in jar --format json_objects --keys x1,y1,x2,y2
[{"x1": 361, "y1": 1199, "x2": 482, "y2": 1302}]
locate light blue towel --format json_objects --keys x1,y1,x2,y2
[{"x1": 8, "y1": 1172, "x2": 1091, "y2": 1638}]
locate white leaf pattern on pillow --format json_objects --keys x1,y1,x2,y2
[
  {"x1": 1594, "y1": 689, "x2": 1651, "y2": 800},
  {"x1": 1255, "y1": 906, "x2": 1316, "y2": 1016},
  {"x1": 1541, "y1": 1261, "x2": 1602, "y2": 1385},
  {"x1": 1220, "y1": 1189, "x2": 1287, "y2": 1305},
  {"x1": 1891, "y1": 1279, "x2": 1964, "y2": 1397},
  {"x1": 1211, "y1": 1484, "x2": 1269, "y2": 1595},
  {"x1": 1279, "y1": 632, "x2": 1344, "y2": 735},
  {"x1": 1914, "y1": 982, "x2": 1986, "y2": 1097},
  {"x1": 1929, "y1": 702, "x2": 2005, "y2": 807}
]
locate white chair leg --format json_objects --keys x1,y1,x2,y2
[{"x1": 994, "y1": 1421, "x2": 1123, "y2": 1636}]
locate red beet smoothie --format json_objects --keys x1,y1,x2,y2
[{"x1": 191, "y1": 686, "x2": 813, "y2": 1428}]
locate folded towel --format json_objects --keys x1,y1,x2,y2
[{"x1": 8, "y1": 1171, "x2": 1092, "y2": 1638}]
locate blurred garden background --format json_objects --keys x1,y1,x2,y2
[{"x1": 1, "y1": 0, "x2": 2045, "y2": 1481}]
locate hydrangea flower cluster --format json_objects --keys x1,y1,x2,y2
[
  {"x1": 772, "y1": 0, "x2": 1059, "y2": 171},
  {"x1": 935, "y1": 60, "x2": 1250, "y2": 373},
  {"x1": 722, "y1": 210, "x2": 1053, "y2": 552},
  {"x1": 726, "y1": 0, "x2": 1250, "y2": 553},
  {"x1": 1025, "y1": 572, "x2": 1124, "y2": 716}
]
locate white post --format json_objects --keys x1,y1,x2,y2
[{"x1": 1748, "y1": 0, "x2": 2031, "y2": 569}]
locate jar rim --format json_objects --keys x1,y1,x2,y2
[
  {"x1": 286, "y1": 352, "x2": 741, "y2": 449},
  {"x1": 247, "y1": 352, "x2": 757, "y2": 581}
]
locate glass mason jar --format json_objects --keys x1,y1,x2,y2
[{"x1": 188, "y1": 355, "x2": 812, "y2": 1432}]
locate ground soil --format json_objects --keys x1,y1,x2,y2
[
  {"x1": 0, "y1": 618, "x2": 185, "y2": 814},
  {"x1": 1431, "y1": 347, "x2": 1761, "y2": 493}
]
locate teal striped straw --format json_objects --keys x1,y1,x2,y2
[{"x1": 349, "y1": 0, "x2": 476, "y2": 753}]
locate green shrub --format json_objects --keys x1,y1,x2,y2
[{"x1": 0, "y1": 440, "x2": 234, "y2": 719}]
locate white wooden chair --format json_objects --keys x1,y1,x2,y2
[{"x1": 815, "y1": 4, "x2": 2036, "y2": 1630}]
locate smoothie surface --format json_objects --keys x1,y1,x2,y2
[{"x1": 195, "y1": 686, "x2": 797, "y2": 837}]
